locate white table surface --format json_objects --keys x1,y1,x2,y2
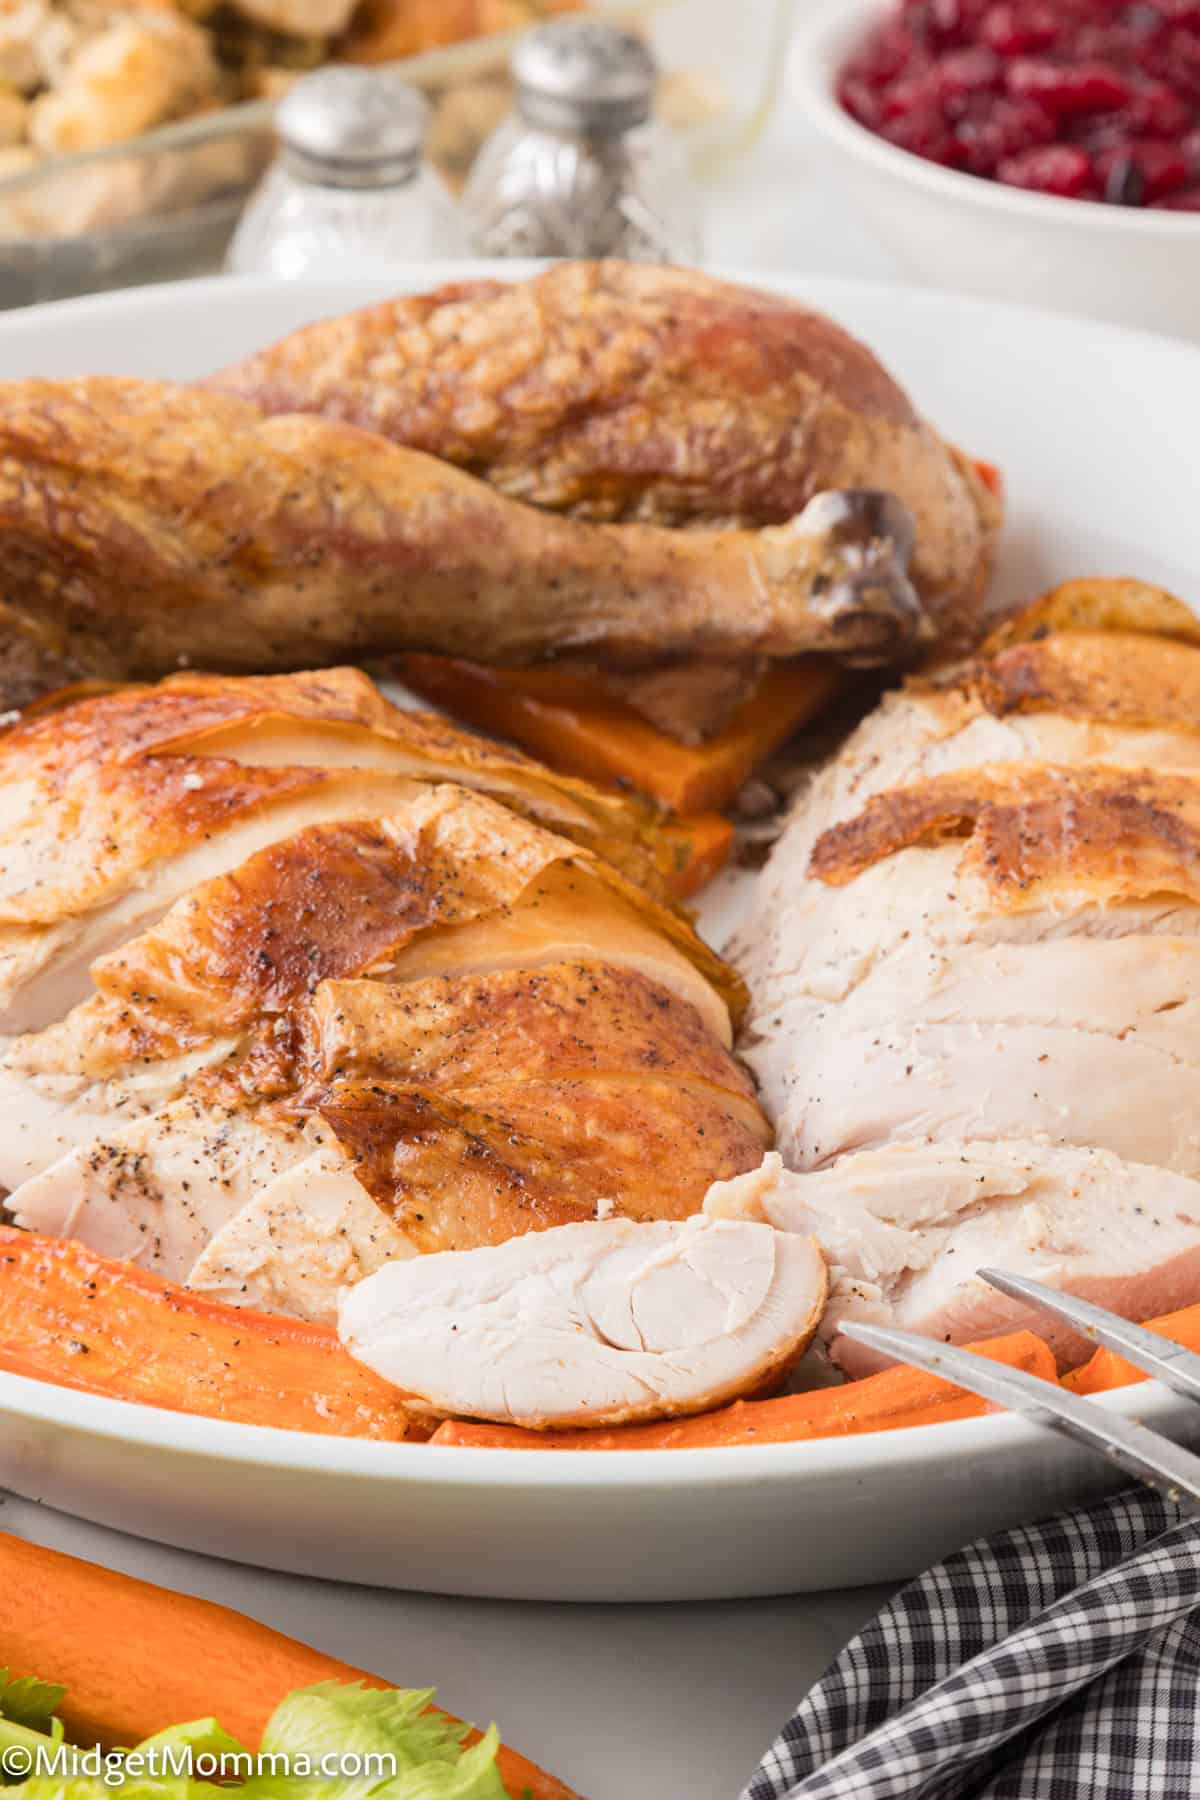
[{"x1": 2, "y1": 68, "x2": 930, "y2": 1800}]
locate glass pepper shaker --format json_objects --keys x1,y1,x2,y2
[
  {"x1": 450, "y1": 19, "x2": 703, "y2": 262},
  {"x1": 227, "y1": 68, "x2": 437, "y2": 279}
]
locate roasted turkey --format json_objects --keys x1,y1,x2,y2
[
  {"x1": 723, "y1": 579, "x2": 1200, "y2": 1370},
  {"x1": 210, "y1": 262, "x2": 999, "y2": 646},
  {"x1": 0, "y1": 670, "x2": 769, "y2": 1327},
  {"x1": 0, "y1": 375, "x2": 926, "y2": 722},
  {"x1": 0, "y1": 266, "x2": 1001, "y2": 737}
]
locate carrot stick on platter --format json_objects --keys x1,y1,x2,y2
[
  {"x1": 0, "y1": 1531, "x2": 578, "y2": 1800},
  {"x1": 432, "y1": 1330, "x2": 1058, "y2": 1450},
  {"x1": 1064, "y1": 1300, "x2": 1200, "y2": 1396},
  {"x1": 399, "y1": 654, "x2": 842, "y2": 817},
  {"x1": 0, "y1": 1226, "x2": 414, "y2": 1441}
]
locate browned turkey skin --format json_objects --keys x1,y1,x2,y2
[
  {"x1": 208, "y1": 262, "x2": 1001, "y2": 644},
  {"x1": 0, "y1": 376, "x2": 926, "y2": 716}
]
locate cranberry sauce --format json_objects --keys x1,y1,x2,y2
[{"x1": 838, "y1": 1, "x2": 1200, "y2": 207}]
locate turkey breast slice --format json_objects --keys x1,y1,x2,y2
[
  {"x1": 757, "y1": 931, "x2": 1200, "y2": 1173},
  {"x1": 0, "y1": 772, "x2": 430, "y2": 1035},
  {"x1": 705, "y1": 1145, "x2": 1200, "y2": 1375},
  {"x1": 7, "y1": 1101, "x2": 314, "y2": 1280},
  {"x1": 743, "y1": 838, "x2": 1200, "y2": 1126},
  {"x1": 735, "y1": 634, "x2": 1200, "y2": 1002},
  {"x1": 338, "y1": 1216, "x2": 828, "y2": 1429},
  {"x1": 186, "y1": 1133, "x2": 415, "y2": 1324},
  {"x1": 786, "y1": 1020, "x2": 1200, "y2": 1175},
  {"x1": 0, "y1": 1036, "x2": 235, "y2": 1195}
]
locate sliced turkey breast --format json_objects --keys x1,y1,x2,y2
[
  {"x1": 790, "y1": 1021, "x2": 1200, "y2": 1175},
  {"x1": 0, "y1": 786, "x2": 742, "y2": 1202},
  {"x1": 735, "y1": 591, "x2": 1200, "y2": 1365},
  {"x1": 706, "y1": 1145, "x2": 1200, "y2": 1375},
  {"x1": 338, "y1": 1216, "x2": 828, "y2": 1429},
  {"x1": 0, "y1": 771, "x2": 430, "y2": 1036},
  {"x1": 10, "y1": 1100, "x2": 314, "y2": 1278},
  {"x1": 0, "y1": 1035, "x2": 235, "y2": 1195},
  {"x1": 0, "y1": 670, "x2": 693, "y2": 1037},
  {"x1": 186, "y1": 1130, "x2": 416, "y2": 1323},
  {"x1": 735, "y1": 628, "x2": 1200, "y2": 1007},
  {"x1": 121, "y1": 664, "x2": 671, "y2": 890},
  {"x1": 4, "y1": 765, "x2": 763, "y2": 1294}
]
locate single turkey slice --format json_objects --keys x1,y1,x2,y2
[
  {"x1": 8, "y1": 1101, "x2": 314, "y2": 1280},
  {"x1": 0, "y1": 771, "x2": 429, "y2": 1035},
  {"x1": 706, "y1": 1145, "x2": 1200, "y2": 1375},
  {"x1": 338, "y1": 1216, "x2": 828, "y2": 1429},
  {"x1": 186, "y1": 1134, "x2": 416, "y2": 1323}
]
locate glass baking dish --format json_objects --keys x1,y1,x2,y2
[{"x1": 0, "y1": 0, "x2": 794, "y2": 307}]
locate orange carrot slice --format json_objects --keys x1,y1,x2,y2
[
  {"x1": 657, "y1": 810, "x2": 736, "y2": 897},
  {"x1": 432, "y1": 1330, "x2": 1057, "y2": 1450},
  {"x1": 399, "y1": 655, "x2": 840, "y2": 815},
  {"x1": 0, "y1": 1532, "x2": 577, "y2": 1800},
  {"x1": 1065, "y1": 1300, "x2": 1200, "y2": 1396},
  {"x1": 0, "y1": 1226, "x2": 412, "y2": 1440}
]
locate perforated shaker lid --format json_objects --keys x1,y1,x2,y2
[
  {"x1": 512, "y1": 19, "x2": 657, "y2": 134},
  {"x1": 277, "y1": 68, "x2": 430, "y2": 188}
]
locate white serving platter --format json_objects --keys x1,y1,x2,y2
[{"x1": 0, "y1": 266, "x2": 1198, "y2": 1601}]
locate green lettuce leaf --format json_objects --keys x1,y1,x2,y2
[
  {"x1": 248, "y1": 1682, "x2": 508, "y2": 1800},
  {"x1": 0, "y1": 1676, "x2": 65, "y2": 1738},
  {"x1": 0, "y1": 1682, "x2": 508, "y2": 1800}
]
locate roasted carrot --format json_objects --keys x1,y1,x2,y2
[
  {"x1": 1064, "y1": 1300, "x2": 1200, "y2": 1396},
  {"x1": 432, "y1": 1330, "x2": 1058, "y2": 1450},
  {"x1": 0, "y1": 1226, "x2": 412, "y2": 1440},
  {"x1": 657, "y1": 810, "x2": 736, "y2": 897},
  {"x1": 973, "y1": 458, "x2": 1005, "y2": 501},
  {"x1": 0, "y1": 1532, "x2": 577, "y2": 1800},
  {"x1": 399, "y1": 655, "x2": 841, "y2": 815}
]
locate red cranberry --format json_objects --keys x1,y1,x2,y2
[
  {"x1": 1152, "y1": 184, "x2": 1200, "y2": 204},
  {"x1": 997, "y1": 143, "x2": 1096, "y2": 193},
  {"x1": 879, "y1": 104, "x2": 964, "y2": 163},
  {"x1": 934, "y1": 45, "x2": 1003, "y2": 117},
  {"x1": 1125, "y1": 79, "x2": 1194, "y2": 136},
  {"x1": 838, "y1": 75, "x2": 885, "y2": 127},
  {"x1": 1007, "y1": 58, "x2": 1132, "y2": 114},
  {"x1": 980, "y1": 2, "x2": 1060, "y2": 54},
  {"x1": 954, "y1": 94, "x2": 1057, "y2": 171},
  {"x1": 1095, "y1": 137, "x2": 1190, "y2": 196}
]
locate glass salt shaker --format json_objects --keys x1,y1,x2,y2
[
  {"x1": 227, "y1": 68, "x2": 437, "y2": 278},
  {"x1": 449, "y1": 19, "x2": 703, "y2": 262}
]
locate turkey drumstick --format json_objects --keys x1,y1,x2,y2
[
  {"x1": 209, "y1": 261, "x2": 1000, "y2": 647},
  {"x1": 0, "y1": 378, "x2": 925, "y2": 710}
]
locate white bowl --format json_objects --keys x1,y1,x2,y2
[{"x1": 790, "y1": 0, "x2": 1200, "y2": 340}]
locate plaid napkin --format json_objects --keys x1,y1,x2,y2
[{"x1": 744, "y1": 1489, "x2": 1200, "y2": 1800}]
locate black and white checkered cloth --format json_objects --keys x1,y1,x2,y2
[{"x1": 744, "y1": 1489, "x2": 1200, "y2": 1800}]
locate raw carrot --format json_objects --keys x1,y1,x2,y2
[
  {"x1": 398, "y1": 655, "x2": 841, "y2": 815},
  {"x1": 1064, "y1": 1300, "x2": 1200, "y2": 1396},
  {"x1": 0, "y1": 1532, "x2": 577, "y2": 1800},
  {"x1": 431, "y1": 1330, "x2": 1057, "y2": 1450},
  {"x1": 0, "y1": 1226, "x2": 412, "y2": 1441}
]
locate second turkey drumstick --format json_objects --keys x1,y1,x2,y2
[{"x1": 0, "y1": 376, "x2": 926, "y2": 709}]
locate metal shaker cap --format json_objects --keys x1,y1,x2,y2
[
  {"x1": 277, "y1": 68, "x2": 430, "y2": 188},
  {"x1": 512, "y1": 19, "x2": 657, "y2": 135}
]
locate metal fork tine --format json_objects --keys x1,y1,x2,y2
[
  {"x1": 839, "y1": 1322, "x2": 1200, "y2": 1513},
  {"x1": 979, "y1": 1269, "x2": 1200, "y2": 1404}
]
